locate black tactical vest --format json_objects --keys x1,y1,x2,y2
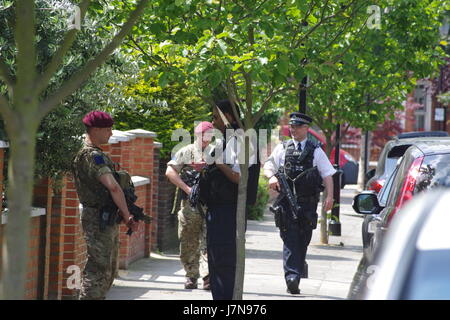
[
  {"x1": 283, "y1": 139, "x2": 324, "y2": 199},
  {"x1": 198, "y1": 136, "x2": 238, "y2": 206}
]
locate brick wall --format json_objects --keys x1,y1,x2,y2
[
  {"x1": 157, "y1": 155, "x2": 179, "y2": 252},
  {"x1": 0, "y1": 129, "x2": 160, "y2": 299},
  {"x1": 61, "y1": 176, "x2": 87, "y2": 299}
]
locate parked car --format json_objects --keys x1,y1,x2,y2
[
  {"x1": 281, "y1": 125, "x2": 359, "y2": 188},
  {"x1": 356, "y1": 138, "x2": 450, "y2": 261},
  {"x1": 361, "y1": 189, "x2": 450, "y2": 299},
  {"x1": 360, "y1": 135, "x2": 450, "y2": 260},
  {"x1": 366, "y1": 131, "x2": 449, "y2": 193},
  {"x1": 349, "y1": 140, "x2": 450, "y2": 298}
]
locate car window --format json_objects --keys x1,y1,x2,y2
[
  {"x1": 385, "y1": 150, "x2": 417, "y2": 208},
  {"x1": 414, "y1": 153, "x2": 450, "y2": 193},
  {"x1": 401, "y1": 249, "x2": 450, "y2": 299},
  {"x1": 374, "y1": 141, "x2": 394, "y2": 175},
  {"x1": 379, "y1": 166, "x2": 398, "y2": 206},
  {"x1": 384, "y1": 157, "x2": 400, "y2": 177}
]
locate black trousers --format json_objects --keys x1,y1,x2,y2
[
  {"x1": 206, "y1": 204, "x2": 237, "y2": 300},
  {"x1": 279, "y1": 202, "x2": 317, "y2": 285}
]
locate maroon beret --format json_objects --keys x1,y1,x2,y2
[{"x1": 82, "y1": 110, "x2": 114, "y2": 128}]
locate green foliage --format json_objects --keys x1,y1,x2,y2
[
  {"x1": 247, "y1": 174, "x2": 270, "y2": 221},
  {"x1": 107, "y1": 79, "x2": 210, "y2": 159},
  {"x1": 0, "y1": 1, "x2": 135, "y2": 179},
  {"x1": 305, "y1": 0, "x2": 449, "y2": 140},
  {"x1": 35, "y1": 96, "x2": 90, "y2": 180}
]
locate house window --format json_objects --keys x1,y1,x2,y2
[{"x1": 413, "y1": 83, "x2": 431, "y2": 131}]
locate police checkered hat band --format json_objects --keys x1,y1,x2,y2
[{"x1": 289, "y1": 112, "x2": 312, "y2": 125}]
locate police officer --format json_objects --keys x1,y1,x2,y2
[
  {"x1": 264, "y1": 112, "x2": 335, "y2": 294},
  {"x1": 72, "y1": 110, "x2": 139, "y2": 300},
  {"x1": 165, "y1": 121, "x2": 213, "y2": 290}
]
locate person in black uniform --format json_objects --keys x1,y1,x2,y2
[
  {"x1": 199, "y1": 100, "x2": 240, "y2": 300},
  {"x1": 264, "y1": 112, "x2": 335, "y2": 294},
  {"x1": 199, "y1": 99, "x2": 259, "y2": 299}
]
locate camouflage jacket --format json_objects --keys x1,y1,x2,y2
[{"x1": 72, "y1": 143, "x2": 115, "y2": 208}]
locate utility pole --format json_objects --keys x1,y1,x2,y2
[
  {"x1": 299, "y1": 76, "x2": 307, "y2": 113},
  {"x1": 329, "y1": 124, "x2": 342, "y2": 236},
  {"x1": 363, "y1": 131, "x2": 370, "y2": 186},
  {"x1": 299, "y1": 75, "x2": 309, "y2": 277}
]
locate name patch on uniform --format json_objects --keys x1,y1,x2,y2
[{"x1": 94, "y1": 155, "x2": 105, "y2": 165}]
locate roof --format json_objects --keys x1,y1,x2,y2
[{"x1": 411, "y1": 139, "x2": 450, "y2": 155}]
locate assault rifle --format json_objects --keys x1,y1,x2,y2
[
  {"x1": 269, "y1": 167, "x2": 301, "y2": 230},
  {"x1": 180, "y1": 167, "x2": 205, "y2": 216},
  {"x1": 100, "y1": 170, "x2": 152, "y2": 236}
]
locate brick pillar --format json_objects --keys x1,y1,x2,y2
[
  {"x1": 46, "y1": 181, "x2": 66, "y2": 300},
  {"x1": 405, "y1": 95, "x2": 416, "y2": 132},
  {"x1": 32, "y1": 178, "x2": 53, "y2": 300},
  {"x1": 157, "y1": 155, "x2": 179, "y2": 252},
  {"x1": 61, "y1": 176, "x2": 86, "y2": 300},
  {"x1": 125, "y1": 130, "x2": 159, "y2": 259},
  {"x1": 151, "y1": 142, "x2": 161, "y2": 252}
]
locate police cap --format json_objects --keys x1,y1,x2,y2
[
  {"x1": 82, "y1": 110, "x2": 114, "y2": 128},
  {"x1": 289, "y1": 112, "x2": 313, "y2": 126}
]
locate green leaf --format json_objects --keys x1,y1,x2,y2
[
  {"x1": 277, "y1": 58, "x2": 289, "y2": 76},
  {"x1": 216, "y1": 32, "x2": 230, "y2": 39},
  {"x1": 159, "y1": 72, "x2": 170, "y2": 88},
  {"x1": 209, "y1": 72, "x2": 222, "y2": 89}
]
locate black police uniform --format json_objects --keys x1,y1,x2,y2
[
  {"x1": 199, "y1": 138, "x2": 238, "y2": 300},
  {"x1": 280, "y1": 138, "x2": 323, "y2": 292},
  {"x1": 266, "y1": 112, "x2": 327, "y2": 294}
]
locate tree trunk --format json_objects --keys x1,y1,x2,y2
[
  {"x1": 233, "y1": 163, "x2": 248, "y2": 300},
  {"x1": 320, "y1": 192, "x2": 328, "y2": 244},
  {"x1": 1, "y1": 118, "x2": 39, "y2": 299},
  {"x1": 357, "y1": 131, "x2": 370, "y2": 192}
]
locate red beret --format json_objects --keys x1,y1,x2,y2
[
  {"x1": 82, "y1": 110, "x2": 114, "y2": 128},
  {"x1": 194, "y1": 121, "x2": 214, "y2": 134}
]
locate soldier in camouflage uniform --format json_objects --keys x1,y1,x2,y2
[
  {"x1": 72, "y1": 111, "x2": 138, "y2": 300},
  {"x1": 166, "y1": 121, "x2": 213, "y2": 290}
]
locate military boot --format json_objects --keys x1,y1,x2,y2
[
  {"x1": 185, "y1": 277, "x2": 198, "y2": 289},
  {"x1": 202, "y1": 275, "x2": 210, "y2": 290}
]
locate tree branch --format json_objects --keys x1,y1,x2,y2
[
  {"x1": 125, "y1": 36, "x2": 161, "y2": 66},
  {"x1": 237, "y1": 0, "x2": 270, "y2": 22},
  {"x1": 0, "y1": 58, "x2": 14, "y2": 89},
  {"x1": 15, "y1": 0, "x2": 37, "y2": 103},
  {"x1": 226, "y1": 76, "x2": 245, "y2": 129},
  {"x1": 36, "y1": 0, "x2": 91, "y2": 95},
  {"x1": 38, "y1": 0, "x2": 150, "y2": 118},
  {"x1": 294, "y1": 0, "x2": 359, "y2": 49},
  {"x1": 253, "y1": 86, "x2": 297, "y2": 124},
  {"x1": 0, "y1": 94, "x2": 13, "y2": 121}
]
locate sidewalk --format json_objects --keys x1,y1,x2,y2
[{"x1": 106, "y1": 185, "x2": 363, "y2": 300}]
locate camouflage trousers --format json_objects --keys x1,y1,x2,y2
[
  {"x1": 178, "y1": 200, "x2": 208, "y2": 279},
  {"x1": 79, "y1": 207, "x2": 119, "y2": 300}
]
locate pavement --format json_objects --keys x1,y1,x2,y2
[{"x1": 106, "y1": 185, "x2": 363, "y2": 300}]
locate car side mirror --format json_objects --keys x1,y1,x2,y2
[
  {"x1": 365, "y1": 168, "x2": 376, "y2": 181},
  {"x1": 352, "y1": 191, "x2": 383, "y2": 215}
]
